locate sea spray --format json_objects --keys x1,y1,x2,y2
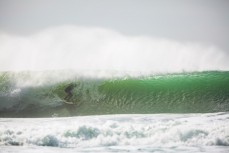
[{"x1": 0, "y1": 26, "x2": 228, "y2": 73}]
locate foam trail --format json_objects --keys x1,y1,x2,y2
[
  {"x1": 0, "y1": 25, "x2": 229, "y2": 75},
  {"x1": 0, "y1": 113, "x2": 229, "y2": 153}
]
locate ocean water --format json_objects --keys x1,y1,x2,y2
[
  {"x1": 0, "y1": 71, "x2": 229, "y2": 152},
  {"x1": 1, "y1": 113, "x2": 229, "y2": 153}
]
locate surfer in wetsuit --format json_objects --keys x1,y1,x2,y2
[{"x1": 64, "y1": 83, "x2": 76, "y2": 101}]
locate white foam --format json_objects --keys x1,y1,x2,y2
[
  {"x1": 0, "y1": 25, "x2": 228, "y2": 75},
  {"x1": 0, "y1": 113, "x2": 229, "y2": 152}
]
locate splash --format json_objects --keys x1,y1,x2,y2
[
  {"x1": 0, "y1": 25, "x2": 228, "y2": 75},
  {"x1": 1, "y1": 113, "x2": 229, "y2": 150}
]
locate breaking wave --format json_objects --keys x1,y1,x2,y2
[{"x1": 0, "y1": 71, "x2": 228, "y2": 117}]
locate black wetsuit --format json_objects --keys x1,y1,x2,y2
[{"x1": 64, "y1": 84, "x2": 75, "y2": 101}]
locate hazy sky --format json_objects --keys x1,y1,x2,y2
[{"x1": 0, "y1": 0, "x2": 228, "y2": 51}]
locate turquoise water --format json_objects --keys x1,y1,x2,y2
[{"x1": 0, "y1": 71, "x2": 228, "y2": 117}]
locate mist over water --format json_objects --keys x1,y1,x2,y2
[
  {"x1": 0, "y1": 25, "x2": 229, "y2": 76},
  {"x1": 1, "y1": 26, "x2": 229, "y2": 153}
]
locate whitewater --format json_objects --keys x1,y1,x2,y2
[
  {"x1": 0, "y1": 26, "x2": 229, "y2": 153},
  {"x1": 1, "y1": 113, "x2": 229, "y2": 153}
]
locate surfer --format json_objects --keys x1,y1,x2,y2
[{"x1": 64, "y1": 83, "x2": 76, "y2": 101}]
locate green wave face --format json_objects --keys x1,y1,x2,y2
[
  {"x1": 99, "y1": 71, "x2": 229, "y2": 114},
  {"x1": 0, "y1": 71, "x2": 229, "y2": 117}
]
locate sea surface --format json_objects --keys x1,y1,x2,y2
[{"x1": 0, "y1": 71, "x2": 229, "y2": 152}]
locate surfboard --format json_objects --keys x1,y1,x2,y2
[
  {"x1": 63, "y1": 100, "x2": 74, "y2": 105},
  {"x1": 62, "y1": 99, "x2": 82, "y2": 107},
  {"x1": 53, "y1": 82, "x2": 82, "y2": 105}
]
